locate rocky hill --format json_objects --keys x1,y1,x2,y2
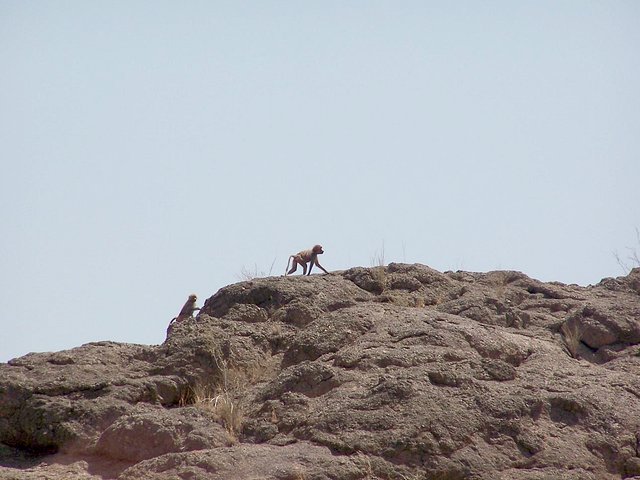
[{"x1": 1, "y1": 264, "x2": 640, "y2": 480}]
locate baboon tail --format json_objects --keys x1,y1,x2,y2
[{"x1": 285, "y1": 256, "x2": 293, "y2": 275}]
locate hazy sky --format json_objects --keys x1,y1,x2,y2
[{"x1": 1, "y1": 1, "x2": 639, "y2": 362}]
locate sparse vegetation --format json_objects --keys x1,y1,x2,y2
[
  {"x1": 398, "y1": 474, "x2": 426, "y2": 480},
  {"x1": 370, "y1": 242, "x2": 386, "y2": 267},
  {"x1": 178, "y1": 350, "x2": 269, "y2": 439},
  {"x1": 370, "y1": 266, "x2": 387, "y2": 293},
  {"x1": 237, "y1": 257, "x2": 277, "y2": 280},
  {"x1": 352, "y1": 453, "x2": 426, "y2": 480},
  {"x1": 561, "y1": 321, "x2": 582, "y2": 359},
  {"x1": 613, "y1": 227, "x2": 640, "y2": 274},
  {"x1": 179, "y1": 381, "x2": 243, "y2": 439}
]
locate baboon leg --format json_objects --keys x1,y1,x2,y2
[{"x1": 287, "y1": 262, "x2": 298, "y2": 275}]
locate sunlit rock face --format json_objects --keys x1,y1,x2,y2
[{"x1": 2, "y1": 265, "x2": 640, "y2": 480}]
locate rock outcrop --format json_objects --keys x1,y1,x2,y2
[{"x1": 1, "y1": 264, "x2": 640, "y2": 479}]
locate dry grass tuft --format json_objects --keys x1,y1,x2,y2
[
  {"x1": 179, "y1": 385, "x2": 244, "y2": 440},
  {"x1": 370, "y1": 242, "x2": 386, "y2": 267},
  {"x1": 370, "y1": 266, "x2": 387, "y2": 293},
  {"x1": 353, "y1": 451, "x2": 426, "y2": 479},
  {"x1": 179, "y1": 350, "x2": 270, "y2": 439},
  {"x1": 561, "y1": 321, "x2": 582, "y2": 359},
  {"x1": 237, "y1": 257, "x2": 277, "y2": 280},
  {"x1": 398, "y1": 474, "x2": 425, "y2": 480}
]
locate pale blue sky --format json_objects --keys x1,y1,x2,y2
[{"x1": 1, "y1": 1, "x2": 639, "y2": 362}]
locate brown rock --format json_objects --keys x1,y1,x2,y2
[{"x1": 1, "y1": 265, "x2": 639, "y2": 479}]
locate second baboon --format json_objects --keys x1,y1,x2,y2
[
  {"x1": 176, "y1": 294, "x2": 200, "y2": 320},
  {"x1": 167, "y1": 294, "x2": 200, "y2": 337}
]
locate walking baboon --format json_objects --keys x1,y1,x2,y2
[{"x1": 285, "y1": 245, "x2": 328, "y2": 275}]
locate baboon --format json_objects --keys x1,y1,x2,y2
[
  {"x1": 176, "y1": 294, "x2": 200, "y2": 319},
  {"x1": 285, "y1": 244, "x2": 329, "y2": 276},
  {"x1": 167, "y1": 294, "x2": 200, "y2": 337}
]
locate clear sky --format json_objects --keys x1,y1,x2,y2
[{"x1": 1, "y1": 1, "x2": 639, "y2": 363}]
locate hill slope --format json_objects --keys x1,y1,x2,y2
[{"x1": 1, "y1": 264, "x2": 640, "y2": 479}]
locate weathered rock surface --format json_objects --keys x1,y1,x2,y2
[{"x1": 1, "y1": 264, "x2": 639, "y2": 479}]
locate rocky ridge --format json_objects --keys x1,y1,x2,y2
[{"x1": 1, "y1": 264, "x2": 640, "y2": 479}]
